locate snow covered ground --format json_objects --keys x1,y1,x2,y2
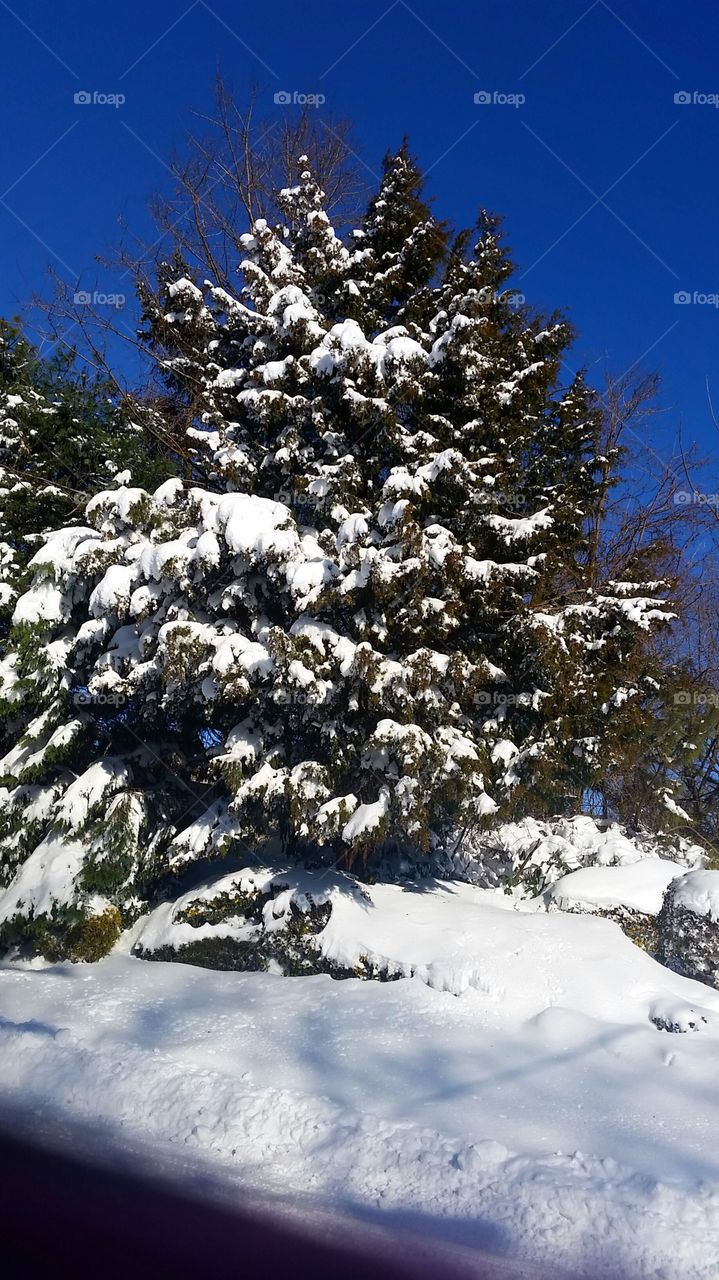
[{"x1": 3, "y1": 880, "x2": 719, "y2": 1277}]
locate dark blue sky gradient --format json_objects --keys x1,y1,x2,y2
[{"x1": 1, "y1": 1, "x2": 718, "y2": 462}]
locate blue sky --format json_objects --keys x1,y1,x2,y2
[{"x1": 1, "y1": 0, "x2": 718, "y2": 462}]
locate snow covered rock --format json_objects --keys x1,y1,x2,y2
[{"x1": 660, "y1": 869, "x2": 719, "y2": 989}]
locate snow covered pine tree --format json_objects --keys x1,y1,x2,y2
[
  {"x1": 0, "y1": 319, "x2": 173, "y2": 628},
  {"x1": 0, "y1": 146, "x2": 672, "y2": 958}
]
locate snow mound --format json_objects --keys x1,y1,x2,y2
[
  {"x1": 312, "y1": 877, "x2": 719, "y2": 1023},
  {"x1": 131, "y1": 863, "x2": 370, "y2": 976},
  {"x1": 548, "y1": 859, "x2": 684, "y2": 916}
]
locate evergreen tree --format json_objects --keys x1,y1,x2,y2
[
  {"x1": 0, "y1": 151, "x2": 672, "y2": 958},
  {"x1": 0, "y1": 319, "x2": 175, "y2": 621}
]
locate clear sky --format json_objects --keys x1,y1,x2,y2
[{"x1": 1, "y1": 0, "x2": 718, "y2": 463}]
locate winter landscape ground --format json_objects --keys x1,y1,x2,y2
[{"x1": 3, "y1": 826, "x2": 719, "y2": 1279}]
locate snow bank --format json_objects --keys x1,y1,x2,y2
[
  {"x1": 313, "y1": 878, "x2": 719, "y2": 1023},
  {"x1": 4, "y1": 834, "x2": 719, "y2": 1278},
  {"x1": 2, "y1": 940, "x2": 719, "y2": 1278},
  {"x1": 134, "y1": 864, "x2": 719, "y2": 1026}
]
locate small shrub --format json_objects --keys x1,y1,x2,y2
[
  {"x1": 66, "y1": 907, "x2": 123, "y2": 962},
  {"x1": 659, "y1": 873, "x2": 719, "y2": 989}
]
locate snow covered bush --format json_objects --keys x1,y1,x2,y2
[
  {"x1": 0, "y1": 147, "x2": 674, "y2": 958},
  {"x1": 461, "y1": 815, "x2": 702, "y2": 897},
  {"x1": 133, "y1": 866, "x2": 342, "y2": 976},
  {"x1": 545, "y1": 857, "x2": 687, "y2": 955},
  {"x1": 659, "y1": 870, "x2": 719, "y2": 988}
]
